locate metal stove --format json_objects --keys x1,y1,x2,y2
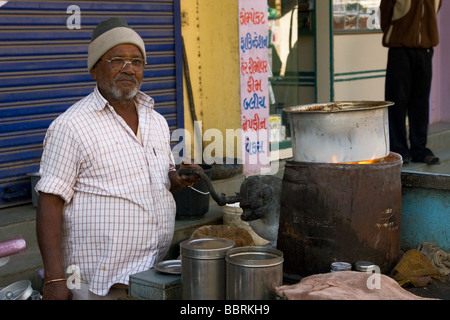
[{"x1": 278, "y1": 101, "x2": 403, "y2": 279}]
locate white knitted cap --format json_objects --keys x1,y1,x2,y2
[{"x1": 87, "y1": 17, "x2": 146, "y2": 72}]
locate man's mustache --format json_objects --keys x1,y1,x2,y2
[{"x1": 114, "y1": 74, "x2": 138, "y2": 84}]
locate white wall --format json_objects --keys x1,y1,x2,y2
[
  {"x1": 431, "y1": 0, "x2": 450, "y2": 123},
  {"x1": 333, "y1": 33, "x2": 388, "y2": 101}
]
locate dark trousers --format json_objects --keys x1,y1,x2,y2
[{"x1": 385, "y1": 47, "x2": 434, "y2": 160}]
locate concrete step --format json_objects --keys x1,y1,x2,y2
[
  {"x1": 403, "y1": 148, "x2": 450, "y2": 174},
  {"x1": 0, "y1": 205, "x2": 38, "y2": 249},
  {"x1": 403, "y1": 121, "x2": 450, "y2": 175},
  {"x1": 427, "y1": 122, "x2": 450, "y2": 154},
  {"x1": 0, "y1": 247, "x2": 43, "y2": 290},
  {"x1": 0, "y1": 205, "x2": 43, "y2": 291}
]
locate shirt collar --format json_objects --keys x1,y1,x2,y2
[{"x1": 92, "y1": 85, "x2": 155, "y2": 111}]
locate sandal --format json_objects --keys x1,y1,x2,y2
[{"x1": 423, "y1": 155, "x2": 440, "y2": 165}]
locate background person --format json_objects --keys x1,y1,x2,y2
[{"x1": 380, "y1": 0, "x2": 442, "y2": 165}]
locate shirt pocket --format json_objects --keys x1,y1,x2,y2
[{"x1": 149, "y1": 145, "x2": 171, "y2": 188}]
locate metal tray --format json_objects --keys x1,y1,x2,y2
[
  {"x1": 154, "y1": 260, "x2": 181, "y2": 275},
  {"x1": 0, "y1": 280, "x2": 33, "y2": 300}
]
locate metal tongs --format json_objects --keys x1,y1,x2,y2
[{"x1": 178, "y1": 169, "x2": 241, "y2": 206}]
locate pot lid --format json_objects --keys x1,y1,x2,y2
[
  {"x1": 180, "y1": 238, "x2": 235, "y2": 259},
  {"x1": 354, "y1": 261, "x2": 377, "y2": 272},
  {"x1": 226, "y1": 246, "x2": 283, "y2": 267},
  {"x1": 0, "y1": 280, "x2": 33, "y2": 300}
]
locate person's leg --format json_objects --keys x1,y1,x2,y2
[
  {"x1": 385, "y1": 48, "x2": 413, "y2": 162},
  {"x1": 409, "y1": 48, "x2": 439, "y2": 164}
]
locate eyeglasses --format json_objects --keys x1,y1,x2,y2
[{"x1": 101, "y1": 57, "x2": 146, "y2": 72}]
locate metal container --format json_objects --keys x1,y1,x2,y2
[
  {"x1": 354, "y1": 261, "x2": 377, "y2": 272},
  {"x1": 278, "y1": 152, "x2": 403, "y2": 278},
  {"x1": 180, "y1": 238, "x2": 235, "y2": 300},
  {"x1": 226, "y1": 246, "x2": 283, "y2": 300},
  {"x1": 331, "y1": 262, "x2": 352, "y2": 272},
  {"x1": 283, "y1": 101, "x2": 393, "y2": 163}
]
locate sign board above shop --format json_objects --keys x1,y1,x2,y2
[{"x1": 239, "y1": 0, "x2": 271, "y2": 176}]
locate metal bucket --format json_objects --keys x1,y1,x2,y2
[
  {"x1": 180, "y1": 238, "x2": 235, "y2": 300},
  {"x1": 226, "y1": 246, "x2": 283, "y2": 300},
  {"x1": 283, "y1": 101, "x2": 393, "y2": 163}
]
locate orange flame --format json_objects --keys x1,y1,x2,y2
[
  {"x1": 331, "y1": 153, "x2": 385, "y2": 164},
  {"x1": 345, "y1": 158, "x2": 384, "y2": 164}
]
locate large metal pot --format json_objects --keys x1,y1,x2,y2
[{"x1": 284, "y1": 101, "x2": 393, "y2": 163}]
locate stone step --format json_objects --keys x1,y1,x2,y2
[
  {"x1": 0, "y1": 247, "x2": 43, "y2": 290},
  {"x1": 427, "y1": 122, "x2": 450, "y2": 154},
  {"x1": 403, "y1": 122, "x2": 450, "y2": 174},
  {"x1": 0, "y1": 205, "x2": 43, "y2": 291},
  {"x1": 1, "y1": 206, "x2": 38, "y2": 249}
]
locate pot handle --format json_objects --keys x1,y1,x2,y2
[{"x1": 178, "y1": 169, "x2": 240, "y2": 206}]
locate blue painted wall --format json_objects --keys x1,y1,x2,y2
[{"x1": 401, "y1": 172, "x2": 450, "y2": 252}]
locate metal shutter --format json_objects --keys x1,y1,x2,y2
[{"x1": 0, "y1": 0, "x2": 183, "y2": 208}]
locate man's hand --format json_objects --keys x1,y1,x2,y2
[
  {"x1": 42, "y1": 281, "x2": 73, "y2": 300},
  {"x1": 169, "y1": 162, "x2": 204, "y2": 193}
]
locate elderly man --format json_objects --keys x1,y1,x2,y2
[{"x1": 36, "y1": 17, "x2": 199, "y2": 300}]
